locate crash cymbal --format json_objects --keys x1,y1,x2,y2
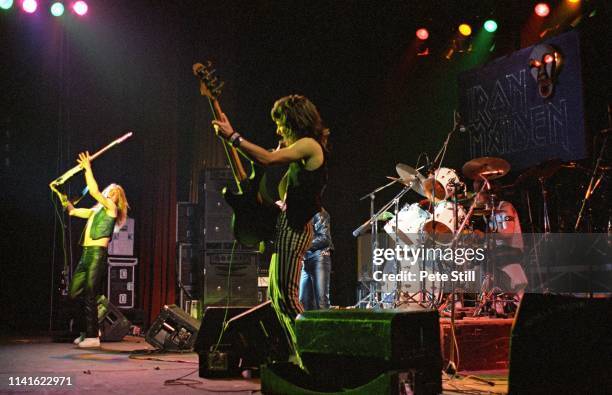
[
  {"x1": 395, "y1": 163, "x2": 427, "y2": 196},
  {"x1": 462, "y1": 157, "x2": 510, "y2": 180}
]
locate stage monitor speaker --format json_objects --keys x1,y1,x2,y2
[
  {"x1": 145, "y1": 304, "x2": 201, "y2": 352},
  {"x1": 97, "y1": 295, "x2": 131, "y2": 342},
  {"x1": 291, "y1": 307, "x2": 442, "y2": 394},
  {"x1": 262, "y1": 363, "x2": 413, "y2": 395},
  {"x1": 224, "y1": 300, "x2": 291, "y2": 369},
  {"x1": 194, "y1": 306, "x2": 250, "y2": 378},
  {"x1": 508, "y1": 294, "x2": 612, "y2": 395}
]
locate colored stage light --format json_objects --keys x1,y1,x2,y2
[
  {"x1": 483, "y1": 20, "x2": 498, "y2": 33},
  {"x1": 416, "y1": 28, "x2": 429, "y2": 40},
  {"x1": 22, "y1": 0, "x2": 37, "y2": 13},
  {"x1": 534, "y1": 3, "x2": 550, "y2": 17},
  {"x1": 50, "y1": 2, "x2": 64, "y2": 16},
  {"x1": 0, "y1": 0, "x2": 13, "y2": 11},
  {"x1": 458, "y1": 24, "x2": 472, "y2": 37},
  {"x1": 567, "y1": 0, "x2": 580, "y2": 3},
  {"x1": 73, "y1": 0, "x2": 87, "y2": 16}
]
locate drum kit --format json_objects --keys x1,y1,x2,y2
[{"x1": 354, "y1": 155, "x2": 515, "y2": 313}]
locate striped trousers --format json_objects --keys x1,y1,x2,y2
[{"x1": 268, "y1": 210, "x2": 313, "y2": 354}]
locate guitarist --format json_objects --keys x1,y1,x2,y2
[
  {"x1": 212, "y1": 95, "x2": 329, "y2": 359},
  {"x1": 50, "y1": 152, "x2": 130, "y2": 348}
]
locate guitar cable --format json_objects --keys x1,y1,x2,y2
[{"x1": 210, "y1": 240, "x2": 238, "y2": 353}]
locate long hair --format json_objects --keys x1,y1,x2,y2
[
  {"x1": 100, "y1": 184, "x2": 130, "y2": 228},
  {"x1": 271, "y1": 95, "x2": 330, "y2": 151}
]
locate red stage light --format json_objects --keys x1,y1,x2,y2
[
  {"x1": 534, "y1": 3, "x2": 550, "y2": 17},
  {"x1": 22, "y1": 0, "x2": 37, "y2": 13},
  {"x1": 416, "y1": 28, "x2": 429, "y2": 41},
  {"x1": 73, "y1": 1, "x2": 88, "y2": 16}
]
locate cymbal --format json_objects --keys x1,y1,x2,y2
[
  {"x1": 462, "y1": 157, "x2": 510, "y2": 180},
  {"x1": 515, "y1": 158, "x2": 562, "y2": 186},
  {"x1": 395, "y1": 163, "x2": 427, "y2": 196}
]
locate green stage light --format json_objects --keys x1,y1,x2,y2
[
  {"x1": 0, "y1": 0, "x2": 13, "y2": 10},
  {"x1": 484, "y1": 20, "x2": 498, "y2": 33},
  {"x1": 50, "y1": 2, "x2": 64, "y2": 16}
]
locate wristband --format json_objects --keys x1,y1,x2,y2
[{"x1": 229, "y1": 132, "x2": 243, "y2": 147}]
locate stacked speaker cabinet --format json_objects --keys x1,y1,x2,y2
[
  {"x1": 184, "y1": 168, "x2": 261, "y2": 311},
  {"x1": 199, "y1": 168, "x2": 235, "y2": 248},
  {"x1": 177, "y1": 243, "x2": 199, "y2": 310}
]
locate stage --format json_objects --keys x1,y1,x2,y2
[{"x1": 0, "y1": 335, "x2": 508, "y2": 394}]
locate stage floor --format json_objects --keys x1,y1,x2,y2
[{"x1": 0, "y1": 335, "x2": 508, "y2": 394}]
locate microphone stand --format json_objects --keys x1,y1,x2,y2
[{"x1": 353, "y1": 181, "x2": 413, "y2": 308}]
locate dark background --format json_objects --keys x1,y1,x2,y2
[{"x1": 1, "y1": 0, "x2": 609, "y2": 332}]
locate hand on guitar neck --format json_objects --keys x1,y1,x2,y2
[{"x1": 211, "y1": 112, "x2": 236, "y2": 140}]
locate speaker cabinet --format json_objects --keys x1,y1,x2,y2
[
  {"x1": 203, "y1": 252, "x2": 259, "y2": 306},
  {"x1": 194, "y1": 306, "x2": 250, "y2": 378},
  {"x1": 290, "y1": 307, "x2": 442, "y2": 394},
  {"x1": 176, "y1": 202, "x2": 199, "y2": 243},
  {"x1": 508, "y1": 294, "x2": 612, "y2": 394}
]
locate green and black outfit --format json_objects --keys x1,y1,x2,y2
[
  {"x1": 268, "y1": 148, "x2": 327, "y2": 353},
  {"x1": 69, "y1": 208, "x2": 116, "y2": 338}
]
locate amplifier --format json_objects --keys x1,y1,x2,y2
[
  {"x1": 203, "y1": 252, "x2": 259, "y2": 306},
  {"x1": 107, "y1": 257, "x2": 137, "y2": 308}
]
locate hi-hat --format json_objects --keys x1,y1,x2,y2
[
  {"x1": 395, "y1": 163, "x2": 427, "y2": 196},
  {"x1": 462, "y1": 157, "x2": 510, "y2": 180}
]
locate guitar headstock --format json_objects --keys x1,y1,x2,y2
[{"x1": 193, "y1": 62, "x2": 224, "y2": 100}]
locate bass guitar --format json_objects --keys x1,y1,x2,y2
[{"x1": 193, "y1": 62, "x2": 278, "y2": 247}]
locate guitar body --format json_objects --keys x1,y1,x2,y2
[{"x1": 223, "y1": 163, "x2": 280, "y2": 247}]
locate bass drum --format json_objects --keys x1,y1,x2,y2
[
  {"x1": 384, "y1": 203, "x2": 431, "y2": 245},
  {"x1": 422, "y1": 201, "x2": 467, "y2": 244}
]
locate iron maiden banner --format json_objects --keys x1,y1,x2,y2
[{"x1": 458, "y1": 30, "x2": 587, "y2": 171}]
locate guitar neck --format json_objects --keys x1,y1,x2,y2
[{"x1": 209, "y1": 99, "x2": 248, "y2": 185}]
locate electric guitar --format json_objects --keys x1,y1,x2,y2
[{"x1": 193, "y1": 62, "x2": 279, "y2": 247}]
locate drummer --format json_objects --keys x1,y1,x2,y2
[{"x1": 472, "y1": 179, "x2": 528, "y2": 294}]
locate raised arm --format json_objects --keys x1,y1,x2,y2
[
  {"x1": 77, "y1": 152, "x2": 117, "y2": 213},
  {"x1": 211, "y1": 113, "x2": 322, "y2": 167}
]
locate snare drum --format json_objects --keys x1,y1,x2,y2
[
  {"x1": 422, "y1": 200, "x2": 466, "y2": 239},
  {"x1": 384, "y1": 203, "x2": 431, "y2": 245},
  {"x1": 423, "y1": 167, "x2": 460, "y2": 200}
]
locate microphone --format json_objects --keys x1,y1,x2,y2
[{"x1": 454, "y1": 110, "x2": 466, "y2": 133}]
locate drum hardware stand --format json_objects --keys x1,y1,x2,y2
[
  {"x1": 575, "y1": 126, "x2": 609, "y2": 231},
  {"x1": 539, "y1": 177, "x2": 552, "y2": 233},
  {"x1": 353, "y1": 179, "x2": 412, "y2": 308}
]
